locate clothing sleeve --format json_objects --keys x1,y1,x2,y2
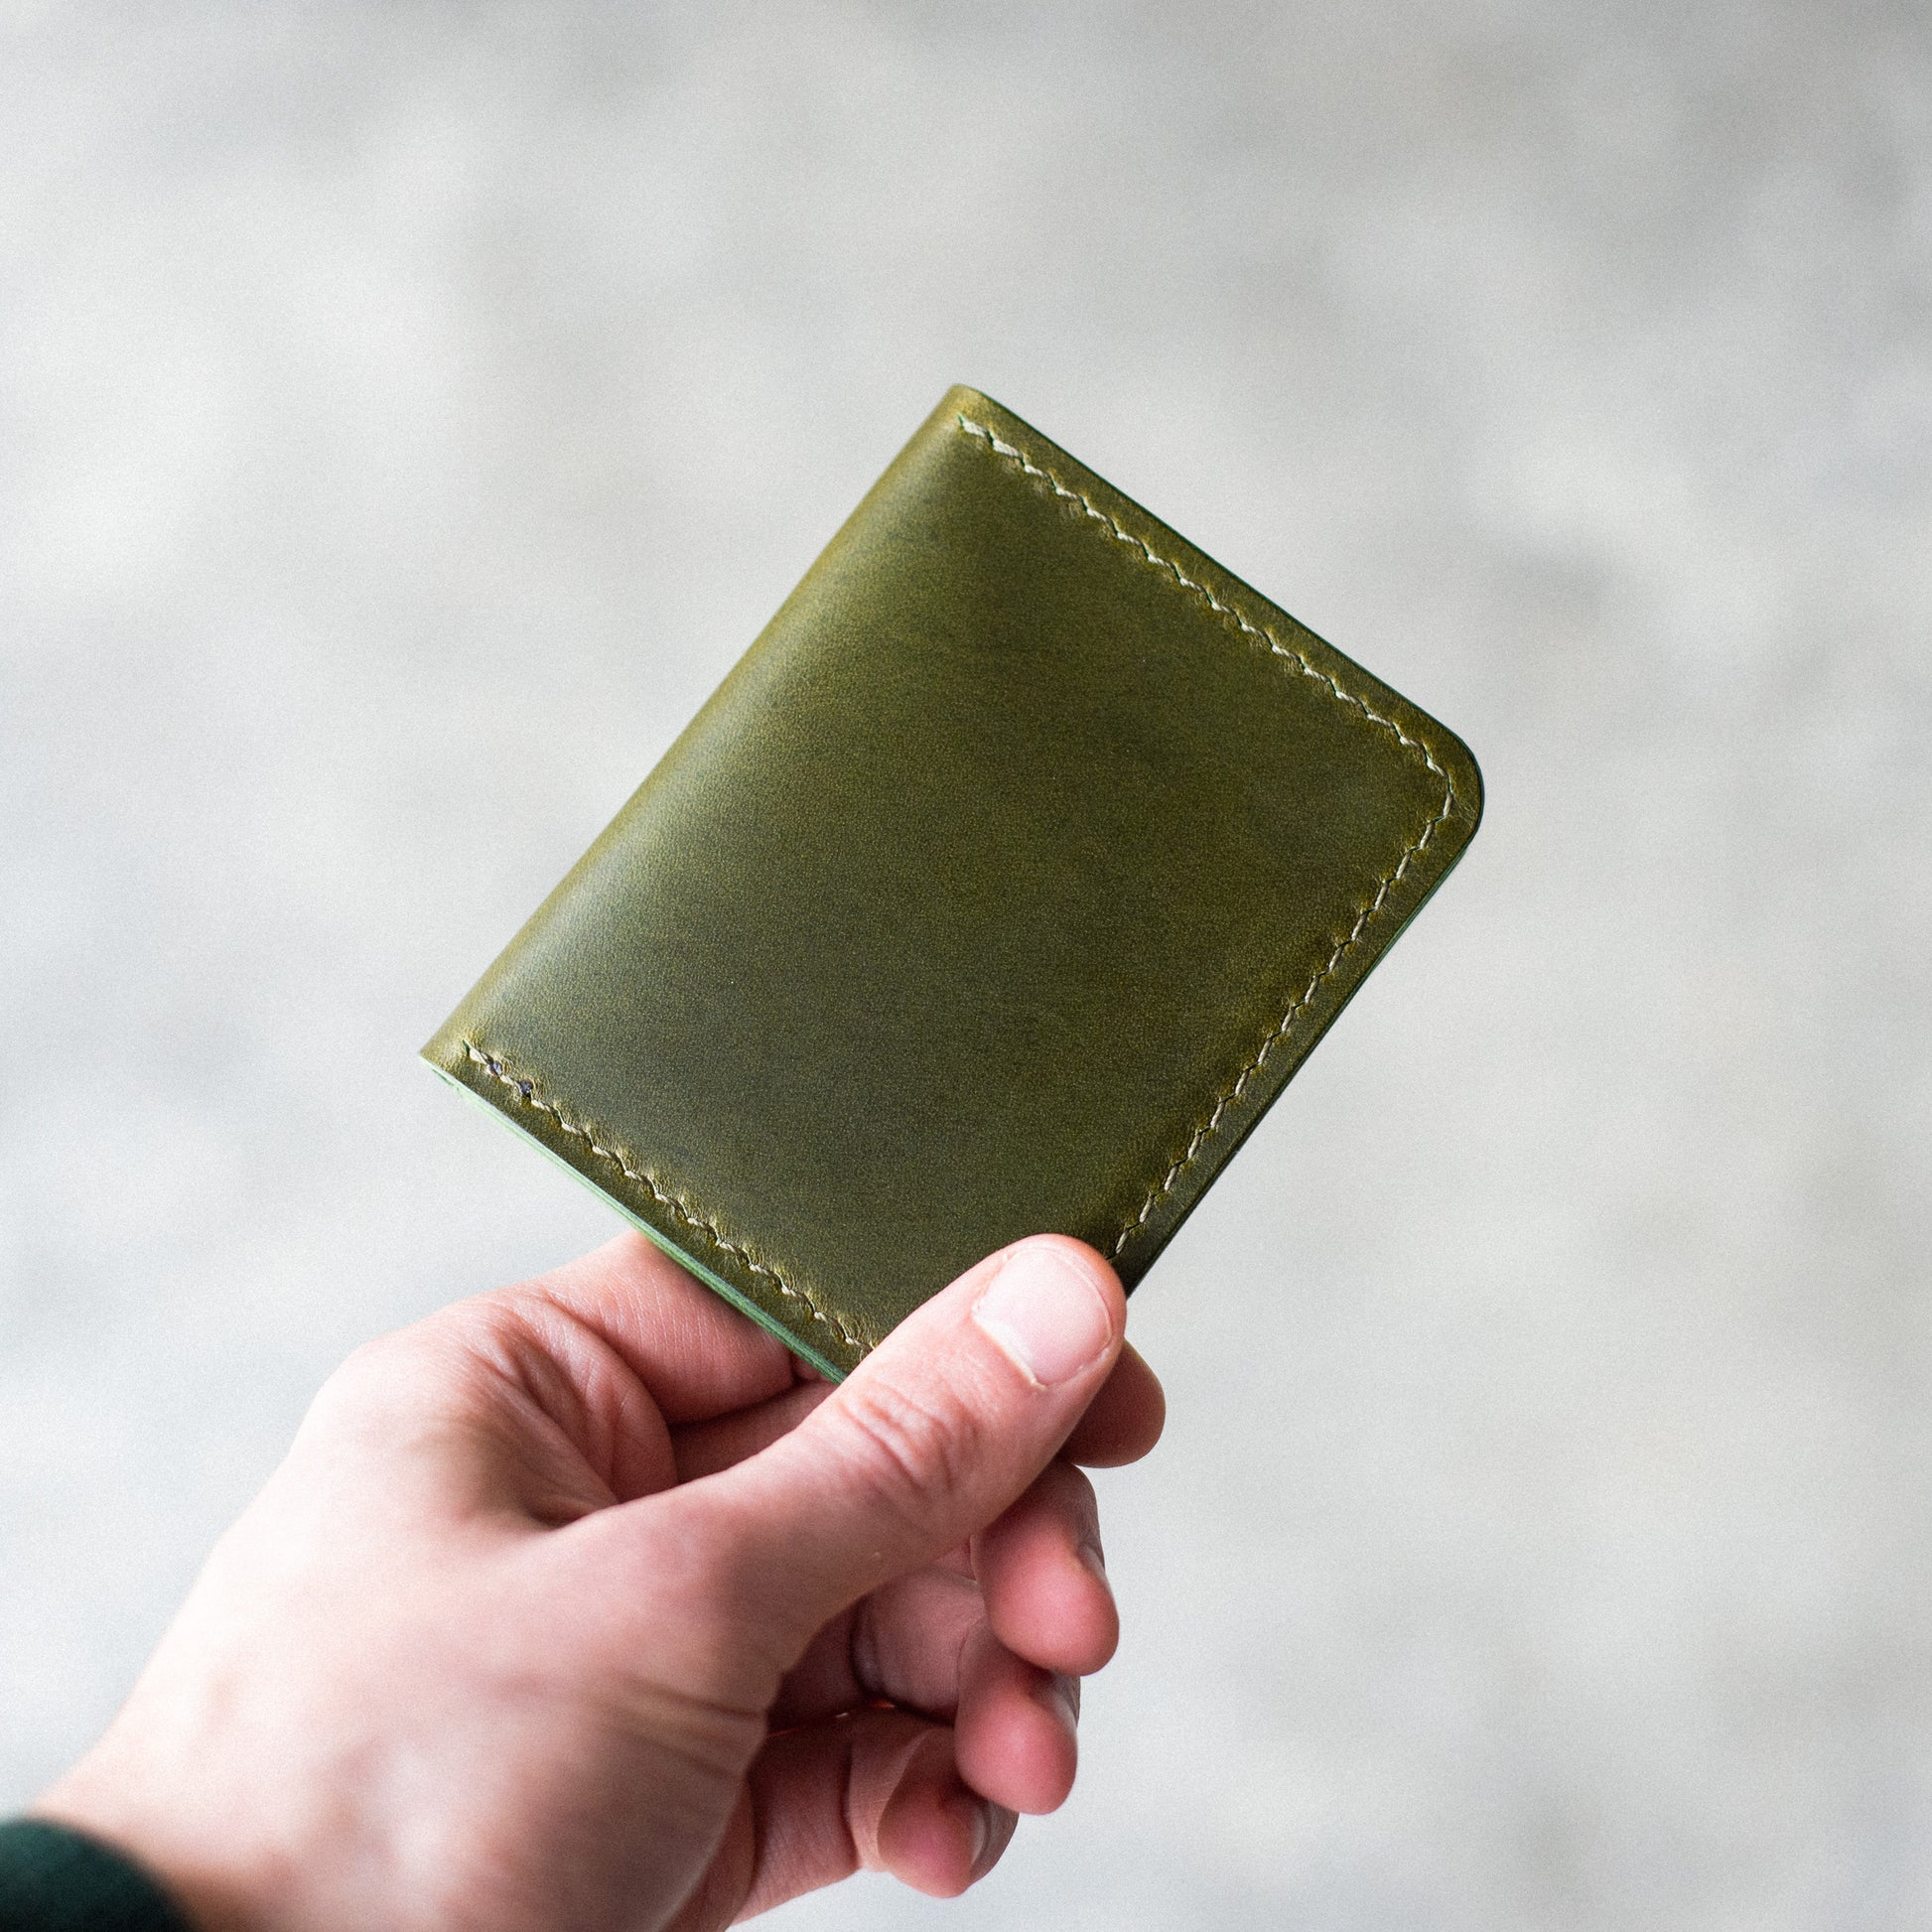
[{"x1": 0, "y1": 1820, "x2": 195, "y2": 1932}]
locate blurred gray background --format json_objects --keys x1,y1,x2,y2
[{"x1": 4, "y1": 2, "x2": 1930, "y2": 1926}]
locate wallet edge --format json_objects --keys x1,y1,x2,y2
[{"x1": 421, "y1": 1043, "x2": 861, "y2": 1378}]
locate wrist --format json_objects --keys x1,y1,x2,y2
[{"x1": 35, "y1": 1743, "x2": 274, "y2": 1932}]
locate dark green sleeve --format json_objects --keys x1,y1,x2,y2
[{"x1": 0, "y1": 1821, "x2": 195, "y2": 1932}]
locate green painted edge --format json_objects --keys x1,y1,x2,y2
[{"x1": 422, "y1": 1056, "x2": 849, "y2": 1382}]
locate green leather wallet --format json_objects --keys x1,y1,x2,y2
[{"x1": 425, "y1": 387, "x2": 1481, "y2": 1377}]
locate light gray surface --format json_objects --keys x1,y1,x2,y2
[{"x1": 4, "y1": 3, "x2": 1930, "y2": 1926}]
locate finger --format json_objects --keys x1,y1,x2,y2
[
  {"x1": 302, "y1": 1294, "x2": 678, "y2": 1523},
  {"x1": 672, "y1": 1378, "x2": 831, "y2": 1483},
  {"x1": 518, "y1": 1232, "x2": 801, "y2": 1423},
  {"x1": 1059, "y1": 1340, "x2": 1166, "y2": 1466},
  {"x1": 974, "y1": 1459, "x2": 1117, "y2": 1676},
  {"x1": 772, "y1": 1559, "x2": 1094, "y2": 1810},
  {"x1": 676, "y1": 1235, "x2": 1126, "y2": 1673},
  {"x1": 388, "y1": 1233, "x2": 805, "y2": 1511},
  {"x1": 735, "y1": 1711, "x2": 1016, "y2": 1918},
  {"x1": 954, "y1": 1623, "x2": 1080, "y2": 1816},
  {"x1": 771, "y1": 1568, "x2": 982, "y2": 1727}
]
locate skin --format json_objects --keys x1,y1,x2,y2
[{"x1": 36, "y1": 1231, "x2": 1165, "y2": 1930}]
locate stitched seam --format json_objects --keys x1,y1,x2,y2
[
  {"x1": 458, "y1": 1040, "x2": 865, "y2": 1352},
  {"x1": 955, "y1": 412, "x2": 1461, "y2": 1257}
]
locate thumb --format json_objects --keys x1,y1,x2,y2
[{"x1": 687, "y1": 1235, "x2": 1126, "y2": 1669}]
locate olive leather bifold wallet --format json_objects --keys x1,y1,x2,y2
[{"x1": 424, "y1": 387, "x2": 1482, "y2": 1378}]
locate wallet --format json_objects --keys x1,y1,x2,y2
[{"x1": 424, "y1": 387, "x2": 1482, "y2": 1378}]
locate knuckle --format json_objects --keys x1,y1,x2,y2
[
  {"x1": 303, "y1": 1305, "x2": 551, "y2": 1456},
  {"x1": 837, "y1": 1378, "x2": 980, "y2": 1531},
  {"x1": 306, "y1": 1329, "x2": 415, "y2": 1422}
]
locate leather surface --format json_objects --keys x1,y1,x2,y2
[{"x1": 424, "y1": 387, "x2": 1482, "y2": 1377}]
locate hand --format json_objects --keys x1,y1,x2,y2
[{"x1": 36, "y1": 1232, "x2": 1164, "y2": 1930}]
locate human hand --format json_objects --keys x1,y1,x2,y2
[{"x1": 36, "y1": 1232, "x2": 1164, "y2": 1930}]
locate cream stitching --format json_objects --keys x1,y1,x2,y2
[
  {"x1": 459, "y1": 1040, "x2": 866, "y2": 1352},
  {"x1": 955, "y1": 412, "x2": 1460, "y2": 1257}
]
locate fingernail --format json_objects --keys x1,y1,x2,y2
[
  {"x1": 1037, "y1": 1671, "x2": 1080, "y2": 1729},
  {"x1": 1077, "y1": 1536, "x2": 1108, "y2": 1583},
  {"x1": 972, "y1": 1243, "x2": 1114, "y2": 1387},
  {"x1": 968, "y1": 1799, "x2": 993, "y2": 1867},
  {"x1": 945, "y1": 1791, "x2": 993, "y2": 1870}
]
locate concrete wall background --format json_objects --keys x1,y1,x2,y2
[{"x1": 4, "y1": 3, "x2": 1930, "y2": 1925}]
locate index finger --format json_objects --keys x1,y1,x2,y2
[{"x1": 523, "y1": 1231, "x2": 803, "y2": 1424}]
